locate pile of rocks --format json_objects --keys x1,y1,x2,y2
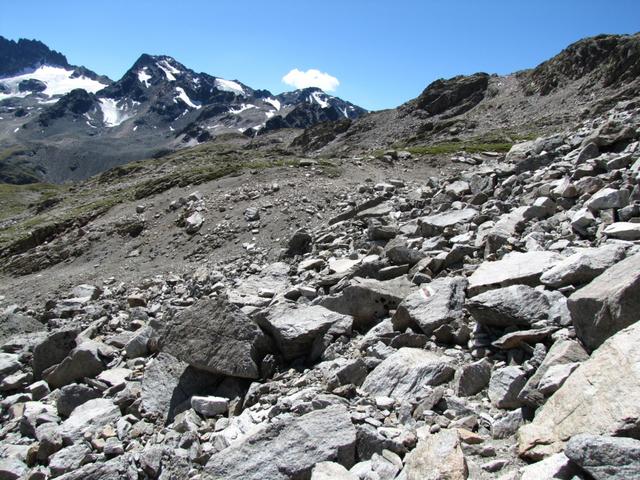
[{"x1": 1, "y1": 103, "x2": 640, "y2": 479}]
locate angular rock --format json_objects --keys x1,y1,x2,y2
[
  {"x1": 56, "y1": 383, "x2": 101, "y2": 417},
  {"x1": 568, "y1": 253, "x2": 640, "y2": 351},
  {"x1": 492, "y1": 326, "x2": 558, "y2": 350},
  {"x1": 318, "y1": 276, "x2": 415, "y2": 329},
  {"x1": 518, "y1": 321, "x2": 640, "y2": 460},
  {"x1": 418, "y1": 208, "x2": 477, "y2": 237},
  {"x1": 141, "y1": 352, "x2": 219, "y2": 424},
  {"x1": 361, "y1": 348, "x2": 454, "y2": 402},
  {"x1": 565, "y1": 434, "x2": 640, "y2": 480},
  {"x1": 311, "y1": 462, "x2": 358, "y2": 480},
  {"x1": 185, "y1": 212, "x2": 204, "y2": 234},
  {"x1": 540, "y1": 244, "x2": 626, "y2": 288},
  {"x1": 518, "y1": 339, "x2": 589, "y2": 407},
  {"x1": 403, "y1": 428, "x2": 468, "y2": 480},
  {"x1": 32, "y1": 328, "x2": 78, "y2": 379},
  {"x1": 191, "y1": 396, "x2": 228, "y2": 417},
  {"x1": 392, "y1": 277, "x2": 467, "y2": 336},
  {"x1": 44, "y1": 340, "x2": 106, "y2": 389},
  {"x1": 603, "y1": 221, "x2": 640, "y2": 240},
  {"x1": 0, "y1": 353, "x2": 20, "y2": 379},
  {"x1": 455, "y1": 359, "x2": 491, "y2": 397},
  {"x1": 161, "y1": 296, "x2": 270, "y2": 379},
  {"x1": 256, "y1": 305, "x2": 352, "y2": 361},
  {"x1": 585, "y1": 187, "x2": 630, "y2": 211},
  {"x1": 466, "y1": 284, "x2": 549, "y2": 327},
  {"x1": 519, "y1": 453, "x2": 578, "y2": 480},
  {"x1": 205, "y1": 405, "x2": 356, "y2": 480},
  {"x1": 488, "y1": 366, "x2": 526, "y2": 409},
  {"x1": 467, "y1": 251, "x2": 561, "y2": 296},
  {"x1": 0, "y1": 312, "x2": 44, "y2": 345},
  {"x1": 59, "y1": 398, "x2": 121, "y2": 444}
]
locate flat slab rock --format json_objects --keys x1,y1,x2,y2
[
  {"x1": 467, "y1": 251, "x2": 562, "y2": 296},
  {"x1": 518, "y1": 320, "x2": 640, "y2": 460},
  {"x1": 361, "y1": 348, "x2": 454, "y2": 402},
  {"x1": 204, "y1": 405, "x2": 356, "y2": 480},
  {"x1": 161, "y1": 296, "x2": 270, "y2": 379}
]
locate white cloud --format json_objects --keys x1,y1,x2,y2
[{"x1": 282, "y1": 68, "x2": 340, "y2": 92}]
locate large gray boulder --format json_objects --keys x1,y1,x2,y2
[
  {"x1": 204, "y1": 405, "x2": 356, "y2": 480},
  {"x1": 256, "y1": 305, "x2": 352, "y2": 361},
  {"x1": 518, "y1": 321, "x2": 640, "y2": 460},
  {"x1": 540, "y1": 244, "x2": 626, "y2": 288},
  {"x1": 317, "y1": 276, "x2": 415, "y2": 329},
  {"x1": 161, "y1": 296, "x2": 271, "y2": 379},
  {"x1": 467, "y1": 251, "x2": 561, "y2": 296},
  {"x1": 565, "y1": 434, "x2": 640, "y2": 480},
  {"x1": 361, "y1": 348, "x2": 454, "y2": 402},
  {"x1": 568, "y1": 253, "x2": 640, "y2": 351},
  {"x1": 392, "y1": 277, "x2": 467, "y2": 335},
  {"x1": 466, "y1": 284, "x2": 549, "y2": 327}
]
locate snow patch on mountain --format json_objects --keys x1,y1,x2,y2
[
  {"x1": 174, "y1": 87, "x2": 201, "y2": 109},
  {"x1": 157, "y1": 60, "x2": 180, "y2": 81},
  {"x1": 215, "y1": 78, "x2": 245, "y2": 96},
  {"x1": 99, "y1": 98, "x2": 132, "y2": 127},
  {"x1": 0, "y1": 65, "x2": 108, "y2": 100},
  {"x1": 264, "y1": 97, "x2": 281, "y2": 111},
  {"x1": 309, "y1": 91, "x2": 330, "y2": 108},
  {"x1": 228, "y1": 104, "x2": 255, "y2": 114},
  {"x1": 137, "y1": 69, "x2": 152, "y2": 87}
]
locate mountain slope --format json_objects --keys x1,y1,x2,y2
[{"x1": 295, "y1": 32, "x2": 640, "y2": 154}]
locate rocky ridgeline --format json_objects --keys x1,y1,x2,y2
[{"x1": 1, "y1": 102, "x2": 640, "y2": 479}]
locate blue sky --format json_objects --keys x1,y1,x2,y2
[{"x1": 3, "y1": 0, "x2": 639, "y2": 110}]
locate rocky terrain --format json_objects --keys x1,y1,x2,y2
[{"x1": 1, "y1": 32, "x2": 640, "y2": 480}]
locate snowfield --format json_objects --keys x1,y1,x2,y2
[
  {"x1": 215, "y1": 78, "x2": 245, "y2": 96},
  {"x1": 99, "y1": 98, "x2": 132, "y2": 127},
  {"x1": 0, "y1": 65, "x2": 108, "y2": 100}
]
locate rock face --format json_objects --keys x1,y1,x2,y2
[
  {"x1": 565, "y1": 434, "x2": 640, "y2": 480},
  {"x1": 256, "y1": 305, "x2": 352, "y2": 361},
  {"x1": 467, "y1": 251, "x2": 561, "y2": 295},
  {"x1": 403, "y1": 428, "x2": 468, "y2": 480},
  {"x1": 568, "y1": 253, "x2": 640, "y2": 351},
  {"x1": 161, "y1": 296, "x2": 271, "y2": 378},
  {"x1": 518, "y1": 321, "x2": 640, "y2": 460},
  {"x1": 392, "y1": 277, "x2": 467, "y2": 335},
  {"x1": 204, "y1": 405, "x2": 356, "y2": 480},
  {"x1": 361, "y1": 348, "x2": 454, "y2": 401}
]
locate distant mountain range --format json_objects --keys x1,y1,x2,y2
[
  {"x1": 2, "y1": 33, "x2": 640, "y2": 184},
  {"x1": 0, "y1": 36, "x2": 366, "y2": 183}
]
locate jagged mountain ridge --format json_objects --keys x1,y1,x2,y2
[
  {"x1": 296, "y1": 32, "x2": 640, "y2": 154},
  {"x1": 0, "y1": 37, "x2": 366, "y2": 183}
]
